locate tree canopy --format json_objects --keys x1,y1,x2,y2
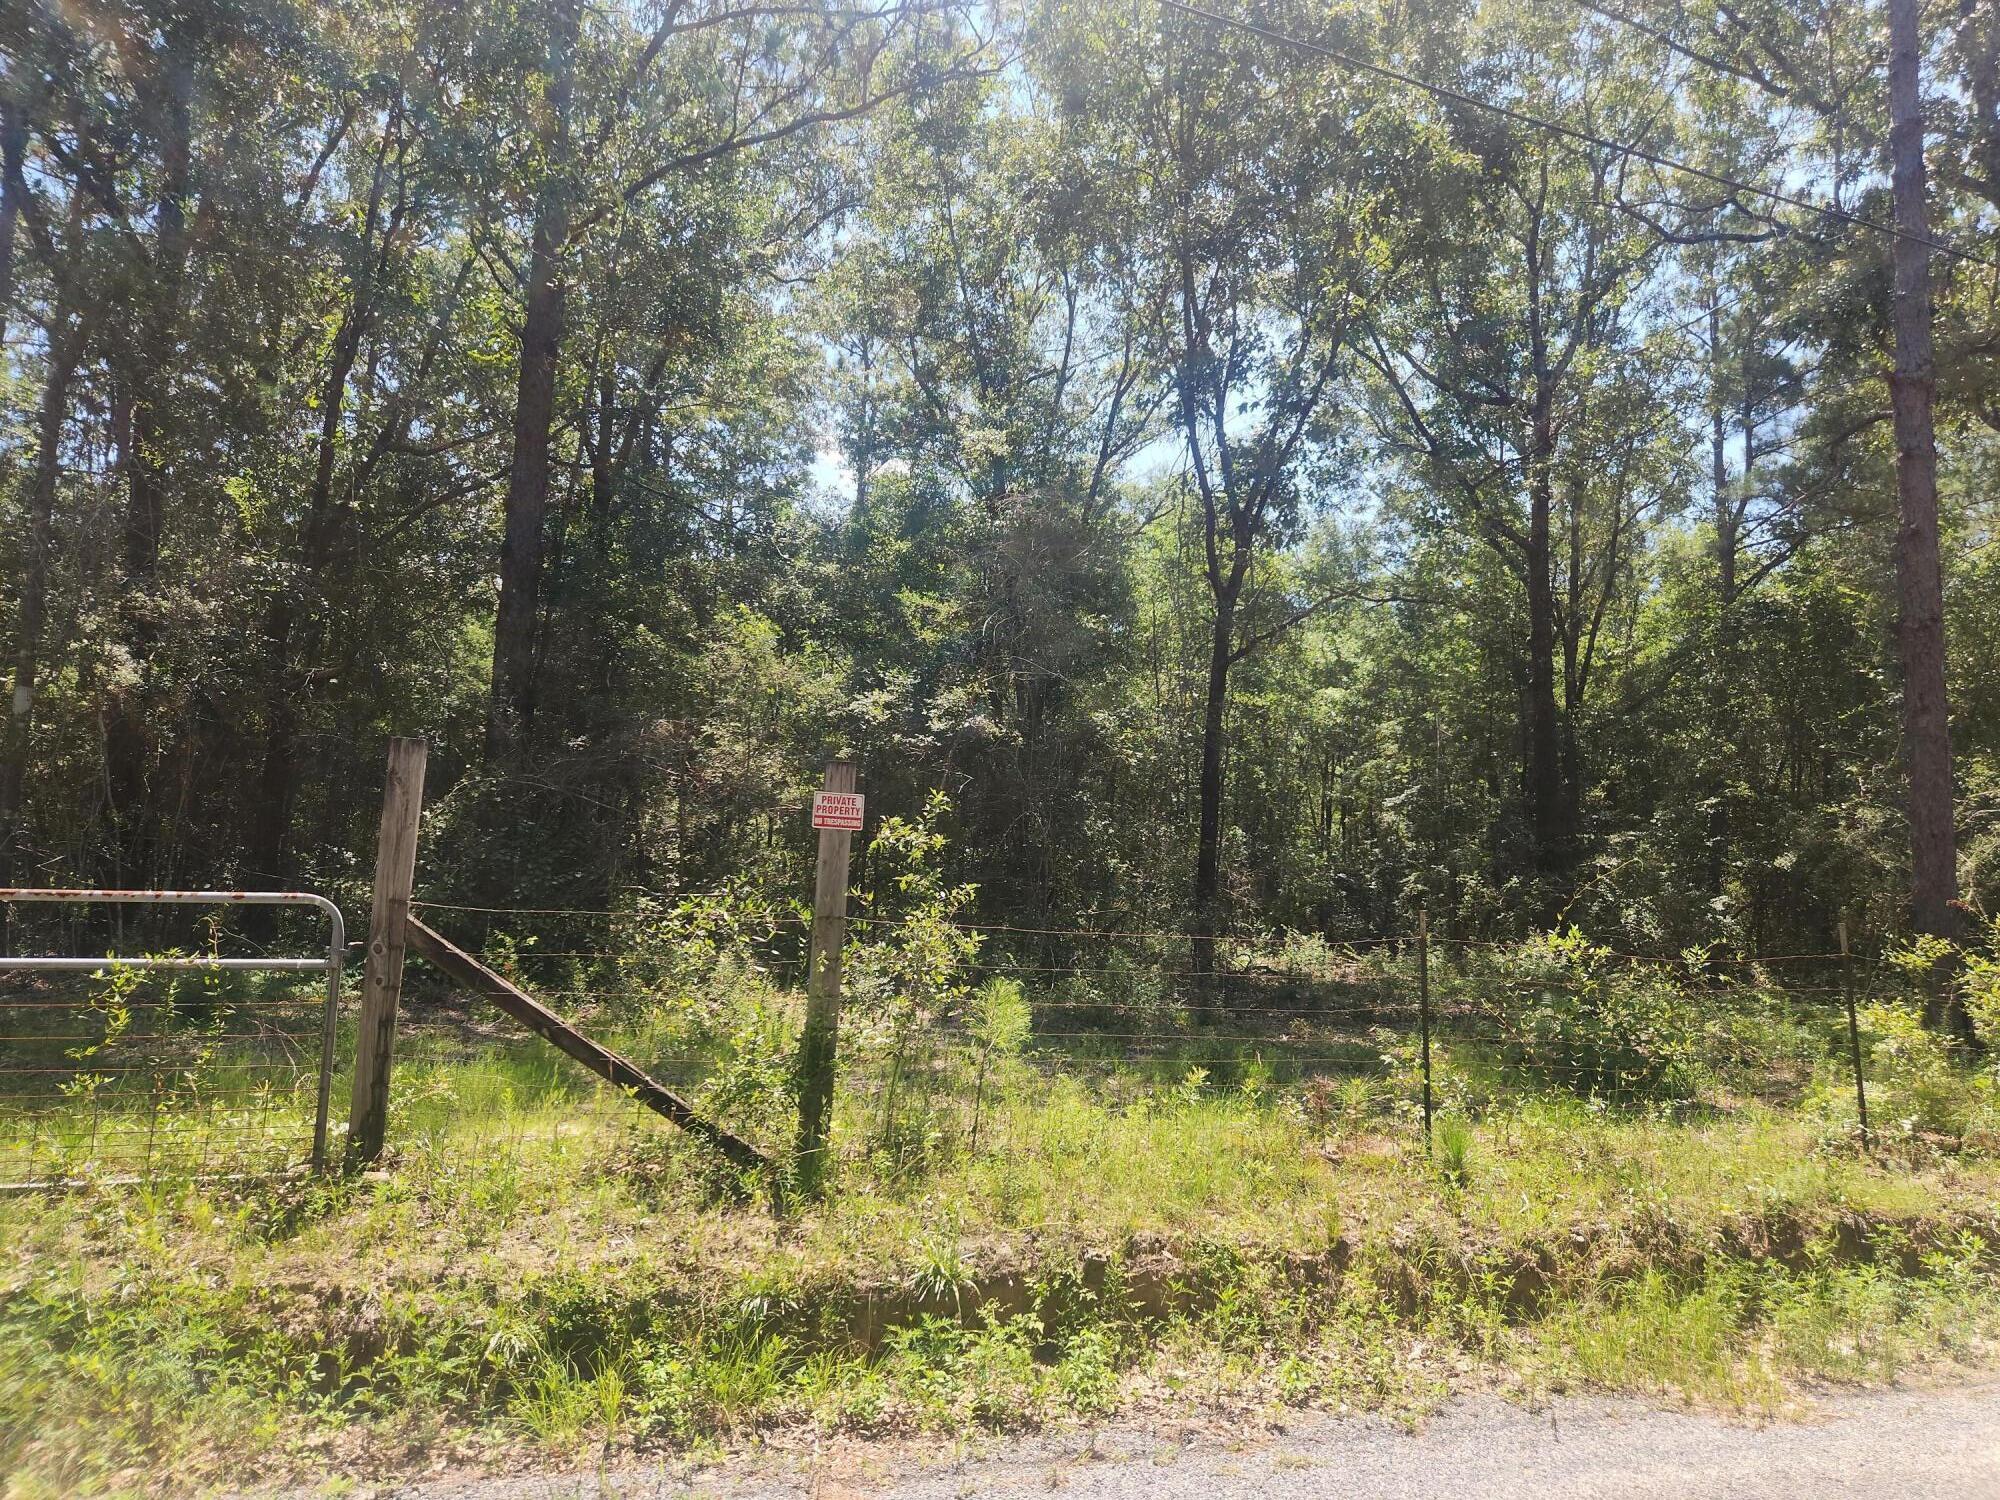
[{"x1": 2, "y1": 0, "x2": 1996, "y2": 968}]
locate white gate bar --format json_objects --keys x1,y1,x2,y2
[
  {"x1": 0, "y1": 956, "x2": 330, "y2": 970},
  {"x1": 0, "y1": 889, "x2": 347, "y2": 1171}
]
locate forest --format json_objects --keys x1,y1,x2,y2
[
  {"x1": 3, "y1": 0, "x2": 1998, "y2": 972},
  {"x1": 16, "y1": 3, "x2": 2000, "y2": 1482}
]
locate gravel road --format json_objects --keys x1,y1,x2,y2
[{"x1": 320, "y1": 1381, "x2": 2000, "y2": 1499}]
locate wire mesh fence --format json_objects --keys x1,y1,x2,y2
[
  {"x1": 392, "y1": 895, "x2": 1899, "y2": 1179},
  {"x1": 0, "y1": 891, "x2": 344, "y2": 1187}
]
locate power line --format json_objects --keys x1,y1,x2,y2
[
  {"x1": 1565, "y1": 0, "x2": 1815, "y2": 105},
  {"x1": 1154, "y1": 0, "x2": 1997, "y2": 271}
]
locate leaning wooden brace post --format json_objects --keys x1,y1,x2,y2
[
  {"x1": 796, "y1": 758, "x2": 860, "y2": 1196},
  {"x1": 403, "y1": 917, "x2": 770, "y2": 1178},
  {"x1": 346, "y1": 736, "x2": 427, "y2": 1165}
]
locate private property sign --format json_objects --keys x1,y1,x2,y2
[{"x1": 811, "y1": 791, "x2": 865, "y2": 831}]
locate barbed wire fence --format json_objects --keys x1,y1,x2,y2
[{"x1": 0, "y1": 891, "x2": 1901, "y2": 1194}]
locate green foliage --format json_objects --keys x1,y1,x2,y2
[
  {"x1": 1862, "y1": 919, "x2": 2000, "y2": 1148},
  {"x1": 970, "y1": 977, "x2": 1032, "y2": 1058},
  {"x1": 1433, "y1": 1115, "x2": 1473, "y2": 1191},
  {"x1": 2, "y1": 0, "x2": 1996, "y2": 1005},
  {"x1": 968, "y1": 976, "x2": 1031, "y2": 1155},
  {"x1": 612, "y1": 883, "x2": 795, "y2": 1025},
  {"x1": 846, "y1": 793, "x2": 985, "y2": 1028},
  {"x1": 1463, "y1": 932, "x2": 1707, "y2": 1102},
  {"x1": 1852, "y1": 1002, "x2": 1997, "y2": 1148},
  {"x1": 1969, "y1": 930, "x2": 2000, "y2": 1055},
  {"x1": 1889, "y1": 915, "x2": 2000, "y2": 1059},
  {"x1": 8, "y1": 1025, "x2": 2000, "y2": 1490},
  {"x1": 17, "y1": 0, "x2": 2000, "y2": 1477}
]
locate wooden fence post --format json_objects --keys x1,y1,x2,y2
[
  {"x1": 346, "y1": 736, "x2": 427, "y2": 1166},
  {"x1": 796, "y1": 758, "x2": 858, "y2": 1195}
]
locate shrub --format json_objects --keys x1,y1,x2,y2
[
  {"x1": 1467, "y1": 931, "x2": 1704, "y2": 1102},
  {"x1": 969, "y1": 977, "x2": 1031, "y2": 1155},
  {"x1": 1855, "y1": 1001, "x2": 1992, "y2": 1147},
  {"x1": 611, "y1": 882, "x2": 792, "y2": 1016},
  {"x1": 1433, "y1": 1115, "x2": 1473, "y2": 1189},
  {"x1": 1955, "y1": 916, "x2": 2000, "y2": 1057},
  {"x1": 844, "y1": 792, "x2": 984, "y2": 1028}
]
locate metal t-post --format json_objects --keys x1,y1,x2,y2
[{"x1": 1418, "y1": 907, "x2": 1434, "y2": 1149}]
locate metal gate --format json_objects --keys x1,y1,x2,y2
[{"x1": 0, "y1": 889, "x2": 345, "y2": 1185}]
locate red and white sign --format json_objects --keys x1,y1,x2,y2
[{"x1": 811, "y1": 791, "x2": 865, "y2": 831}]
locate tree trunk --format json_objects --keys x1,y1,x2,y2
[
  {"x1": 1559, "y1": 475, "x2": 1587, "y2": 841},
  {"x1": 107, "y1": 45, "x2": 195, "y2": 879},
  {"x1": 1886, "y1": 0, "x2": 1962, "y2": 963},
  {"x1": 0, "y1": 328, "x2": 82, "y2": 861},
  {"x1": 1191, "y1": 589, "x2": 1235, "y2": 992},
  {"x1": 246, "y1": 97, "x2": 402, "y2": 885},
  {"x1": 122, "y1": 48, "x2": 191, "y2": 590},
  {"x1": 1706, "y1": 296, "x2": 1737, "y2": 896},
  {"x1": 1520, "y1": 217, "x2": 1570, "y2": 888},
  {"x1": 0, "y1": 97, "x2": 22, "y2": 355},
  {"x1": 1963, "y1": 4, "x2": 2000, "y2": 214},
  {"x1": 1523, "y1": 466, "x2": 1566, "y2": 880},
  {"x1": 244, "y1": 283, "x2": 374, "y2": 884},
  {"x1": 486, "y1": 0, "x2": 581, "y2": 760}
]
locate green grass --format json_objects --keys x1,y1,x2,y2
[
  {"x1": 5, "y1": 969, "x2": 2000, "y2": 1496},
  {"x1": 0, "y1": 969, "x2": 331, "y2": 1186}
]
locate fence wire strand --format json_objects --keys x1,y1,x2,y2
[
  {"x1": 362, "y1": 894, "x2": 1911, "y2": 1187},
  {"x1": 0, "y1": 970, "x2": 331, "y2": 1185}
]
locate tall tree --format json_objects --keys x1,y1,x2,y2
[
  {"x1": 0, "y1": 171, "x2": 92, "y2": 853},
  {"x1": 249, "y1": 81, "x2": 420, "y2": 881},
  {"x1": 487, "y1": 0, "x2": 582, "y2": 758},
  {"x1": 1884, "y1": 0, "x2": 1959, "y2": 951},
  {"x1": 1037, "y1": 0, "x2": 1422, "y2": 978},
  {"x1": 0, "y1": 84, "x2": 24, "y2": 354},
  {"x1": 101, "y1": 15, "x2": 195, "y2": 870},
  {"x1": 1365, "y1": 4, "x2": 1770, "y2": 892},
  {"x1": 484, "y1": 0, "x2": 984, "y2": 758},
  {"x1": 815, "y1": 73, "x2": 1161, "y2": 920},
  {"x1": 1559, "y1": 0, "x2": 1977, "y2": 968}
]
